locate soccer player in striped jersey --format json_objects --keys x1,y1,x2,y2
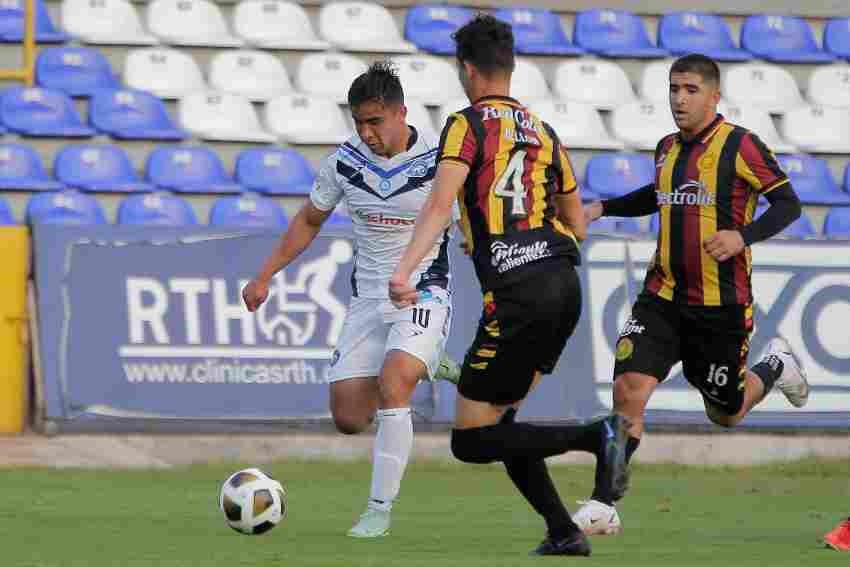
[
  {"x1": 390, "y1": 14, "x2": 630, "y2": 557},
  {"x1": 576, "y1": 53, "x2": 810, "y2": 535}
]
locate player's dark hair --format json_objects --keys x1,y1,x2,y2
[
  {"x1": 452, "y1": 13, "x2": 515, "y2": 77},
  {"x1": 670, "y1": 54, "x2": 720, "y2": 85},
  {"x1": 347, "y1": 61, "x2": 404, "y2": 108}
]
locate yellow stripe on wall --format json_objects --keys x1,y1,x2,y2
[{"x1": 0, "y1": 227, "x2": 29, "y2": 433}]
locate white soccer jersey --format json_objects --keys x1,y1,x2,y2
[{"x1": 310, "y1": 127, "x2": 452, "y2": 299}]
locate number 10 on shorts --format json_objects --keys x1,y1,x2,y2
[{"x1": 706, "y1": 364, "x2": 729, "y2": 386}]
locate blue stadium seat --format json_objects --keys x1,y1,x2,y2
[
  {"x1": 36, "y1": 47, "x2": 120, "y2": 97},
  {"x1": 824, "y1": 18, "x2": 850, "y2": 59},
  {"x1": 573, "y1": 9, "x2": 669, "y2": 58},
  {"x1": 90, "y1": 89, "x2": 187, "y2": 141},
  {"x1": 1, "y1": 87, "x2": 95, "y2": 137},
  {"x1": 0, "y1": 143, "x2": 63, "y2": 191},
  {"x1": 0, "y1": 0, "x2": 67, "y2": 43},
  {"x1": 777, "y1": 155, "x2": 850, "y2": 205},
  {"x1": 0, "y1": 195, "x2": 14, "y2": 224},
  {"x1": 54, "y1": 144, "x2": 154, "y2": 193},
  {"x1": 580, "y1": 187, "x2": 600, "y2": 202},
  {"x1": 26, "y1": 189, "x2": 107, "y2": 225},
  {"x1": 589, "y1": 217, "x2": 619, "y2": 234},
  {"x1": 823, "y1": 207, "x2": 850, "y2": 237},
  {"x1": 616, "y1": 218, "x2": 642, "y2": 234},
  {"x1": 493, "y1": 7, "x2": 584, "y2": 55},
  {"x1": 146, "y1": 146, "x2": 241, "y2": 194},
  {"x1": 649, "y1": 213, "x2": 659, "y2": 234},
  {"x1": 209, "y1": 192, "x2": 287, "y2": 229},
  {"x1": 658, "y1": 12, "x2": 752, "y2": 61},
  {"x1": 235, "y1": 148, "x2": 315, "y2": 196},
  {"x1": 741, "y1": 15, "x2": 836, "y2": 63},
  {"x1": 585, "y1": 153, "x2": 655, "y2": 199},
  {"x1": 404, "y1": 5, "x2": 473, "y2": 54},
  {"x1": 117, "y1": 191, "x2": 197, "y2": 226}
]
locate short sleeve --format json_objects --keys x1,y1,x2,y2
[
  {"x1": 437, "y1": 112, "x2": 478, "y2": 167},
  {"x1": 735, "y1": 132, "x2": 790, "y2": 195},
  {"x1": 309, "y1": 156, "x2": 344, "y2": 212}
]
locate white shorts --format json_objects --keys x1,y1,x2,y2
[{"x1": 327, "y1": 287, "x2": 452, "y2": 383}]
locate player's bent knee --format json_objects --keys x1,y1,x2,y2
[
  {"x1": 332, "y1": 413, "x2": 372, "y2": 435},
  {"x1": 450, "y1": 428, "x2": 495, "y2": 464}
]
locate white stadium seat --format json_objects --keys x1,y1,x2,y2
[
  {"x1": 147, "y1": 0, "x2": 242, "y2": 47},
  {"x1": 266, "y1": 94, "x2": 352, "y2": 144},
  {"x1": 209, "y1": 50, "x2": 292, "y2": 102},
  {"x1": 531, "y1": 99, "x2": 625, "y2": 150},
  {"x1": 511, "y1": 58, "x2": 550, "y2": 101},
  {"x1": 639, "y1": 59, "x2": 675, "y2": 103},
  {"x1": 233, "y1": 0, "x2": 329, "y2": 50},
  {"x1": 392, "y1": 55, "x2": 464, "y2": 106},
  {"x1": 611, "y1": 100, "x2": 677, "y2": 150},
  {"x1": 180, "y1": 91, "x2": 275, "y2": 142},
  {"x1": 319, "y1": 2, "x2": 415, "y2": 53},
  {"x1": 718, "y1": 101, "x2": 796, "y2": 154},
  {"x1": 124, "y1": 48, "x2": 205, "y2": 99},
  {"x1": 296, "y1": 52, "x2": 368, "y2": 104},
  {"x1": 404, "y1": 101, "x2": 437, "y2": 141},
  {"x1": 781, "y1": 104, "x2": 850, "y2": 153},
  {"x1": 553, "y1": 59, "x2": 636, "y2": 110},
  {"x1": 437, "y1": 98, "x2": 471, "y2": 132},
  {"x1": 807, "y1": 65, "x2": 850, "y2": 108},
  {"x1": 62, "y1": 0, "x2": 157, "y2": 45},
  {"x1": 723, "y1": 63, "x2": 804, "y2": 114}
]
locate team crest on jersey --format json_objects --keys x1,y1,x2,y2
[
  {"x1": 408, "y1": 161, "x2": 429, "y2": 178},
  {"x1": 699, "y1": 152, "x2": 717, "y2": 171},
  {"x1": 615, "y1": 338, "x2": 634, "y2": 361}
]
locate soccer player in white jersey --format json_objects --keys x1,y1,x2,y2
[{"x1": 242, "y1": 62, "x2": 458, "y2": 538}]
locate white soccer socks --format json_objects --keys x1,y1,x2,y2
[{"x1": 368, "y1": 407, "x2": 413, "y2": 512}]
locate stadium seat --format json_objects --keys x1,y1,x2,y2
[
  {"x1": 806, "y1": 65, "x2": 850, "y2": 108},
  {"x1": 552, "y1": 59, "x2": 635, "y2": 110},
  {"x1": 755, "y1": 203, "x2": 815, "y2": 237},
  {"x1": 209, "y1": 192, "x2": 287, "y2": 228},
  {"x1": 1, "y1": 87, "x2": 95, "y2": 137},
  {"x1": 776, "y1": 154, "x2": 850, "y2": 205},
  {"x1": 146, "y1": 146, "x2": 242, "y2": 194},
  {"x1": 741, "y1": 15, "x2": 835, "y2": 63},
  {"x1": 147, "y1": 0, "x2": 242, "y2": 47},
  {"x1": 266, "y1": 94, "x2": 351, "y2": 144},
  {"x1": 782, "y1": 105, "x2": 850, "y2": 154},
  {"x1": 25, "y1": 189, "x2": 107, "y2": 225},
  {"x1": 0, "y1": 196, "x2": 14, "y2": 224},
  {"x1": 580, "y1": 187, "x2": 600, "y2": 202},
  {"x1": 118, "y1": 191, "x2": 198, "y2": 226},
  {"x1": 573, "y1": 9, "x2": 669, "y2": 58},
  {"x1": 124, "y1": 48, "x2": 205, "y2": 100},
  {"x1": 824, "y1": 18, "x2": 850, "y2": 60},
  {"x1": 179, "y1": 92, "x2": 274, "y2": 143},
  {"x1": 511, "y1": 59, "x2": 551, "y2": 102},
  {"x1": 616, "y1": 218, "x2": 642, "y2": 233},
  {"x1": 585, "y1": 153, "x2": 655, "y2": 199},
  {"x1": 392, "y1": 55, "x2": 464, "y2": 106},
  {"x1": 723, "y1": 64, "x2": 805, "y2": 114},
  {"x1": 235, "y1": 148, "x2": 315, "y2": 195},
  {"x1": 589, "y1": 217, "x2": 642, "y2": 235},
  {"x1": 611, "y1": 101, "x2": 677, "y2": 150},
  {"x1": 531, "y1": 100, "x2": 624, "y2": 150},
  {"x1": 233, "y1": 0, "x2": 329, "y2": 50},
  {"x1": 823, "y1": 207, "x2": 850, "y2": 237},
  {"x1": 54, "y1": 144, "x2": 154, "y2": 193},
  {"x1": 718, "y1": 101, "x2": 796, "y2": 154},
  {"x1": 90, "y1": 89, "x2": 188, "y2": 141},
  {"x1": 649, "y1": 213, "x2": 659, "y2": 234},
  {"x1": 36, "y1": 47, "x2": 120, "y2": 98},
  {"x1": 295, "y1": 52, "x2": 368, "y2": 104},
  {"x1": 62, "y1": 0, "x2": 156, "y2": 45},
  {"x1": 0, "y1": 143, "x2": 63, "y2": 191},
  {"x1": 494, "y1": 7, "x2": 584, "y2": 55},
  {"x1": 405, "y1": 101, "x2": 437, "y2": 141},
  {"x1": 208, "y1": 50, "x2": 292, "y2": 102},
  {"x1": 320, "y1": 2, "x2": 415, "y2": 53},
  {"x1": 404, "y1": 4, "x2": 473, "y2": 55},
  {"x1": 0, "y1": 0, "x2": 67, "y2": 43},
  {"x1": 658, "y1": 12, "x2": 752, "y2": 61},
  {"x1": 639, "y1": 59, "x2": 674, "y2": 103}
]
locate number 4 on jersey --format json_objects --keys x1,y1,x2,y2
[{"x1": 493, "y1": 149, "x2": 528, "y2": 217}]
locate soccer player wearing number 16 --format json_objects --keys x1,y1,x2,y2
[{"x1": 575, "y1": 54, "x2": 811, "y2": 535}]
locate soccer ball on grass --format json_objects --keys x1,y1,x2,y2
[{"x1": 219, "y1": 468, "x2": 286, "y2": 535}]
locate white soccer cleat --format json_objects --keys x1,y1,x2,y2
[
  {"x1": 347, "y1": 507, "x2": 391, "y2": 538},
  {"x1": 573, "y1": 499, "x2": 622, "y2": 536},
  {"x1": 762, "y1": 337, "x2": 809, "y2": 408}
]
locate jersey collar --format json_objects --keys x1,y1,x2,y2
[
  {"x1": 471, "y1": 94, "x2": 522, "y2": 107},
  {"x1": 678, "y1": 113, "x2": 725, "y2": 145}
]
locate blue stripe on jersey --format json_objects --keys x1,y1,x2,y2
[
  {"x1": 416, "y1": 227, "x2": 451, "y2": 291},
  {"x1": 339, "y1": 144, "x2": 438, "y2": 180},
  {"x1": 349, "y1": 247, "x2": 358, "y2": 297}
]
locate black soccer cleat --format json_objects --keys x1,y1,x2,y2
[
  {"x1": 530, "y1": 531, "x2": 592, "y2": 556},
  {"x1": 600, "y1": 413, "x2": 631, "y2": 502}
]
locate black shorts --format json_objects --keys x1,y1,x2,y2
[
  {"x1": 458, "y1": 259, "x2": 582, "y2": 406},
  {"x1": 613, "y1": 293, "x2": 753, "y2": 415}
]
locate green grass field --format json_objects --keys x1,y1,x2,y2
[{"x1": 3, "y1": 458, "x2": 849, "y2": 566}]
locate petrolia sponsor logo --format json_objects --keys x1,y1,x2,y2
[
  {"x1": 490, "y1": 240, "x2": 551, "y2": 273},
  {"x1": 355, "y1": 209, "x2": 416, "y2": 226},
  {"x1": 657, "y1": 180, "x2": 716, "y2": 206}
]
